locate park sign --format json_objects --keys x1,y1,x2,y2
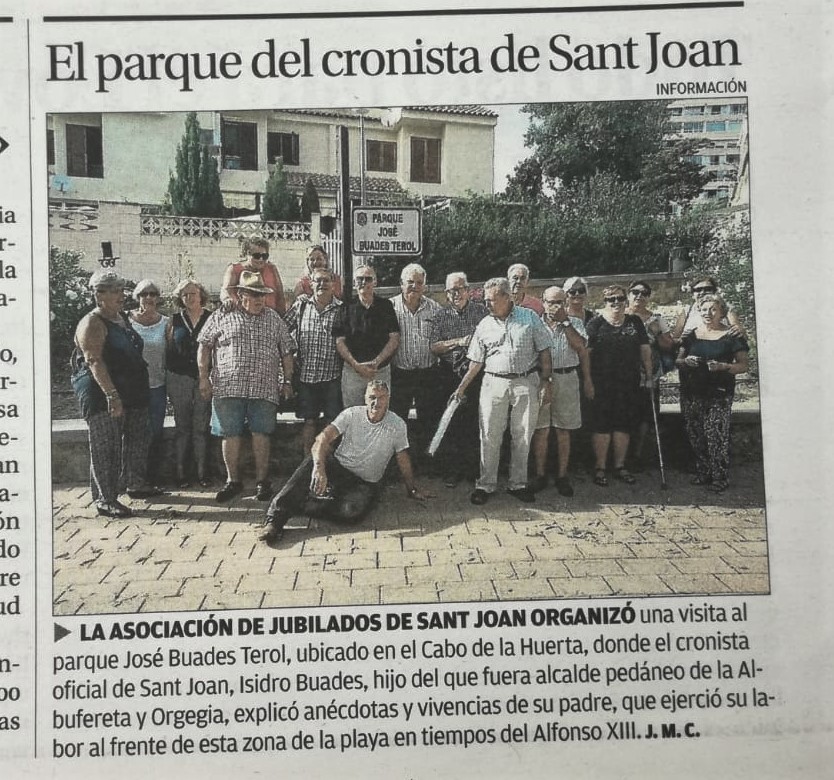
[{"x1": 352, "y1": 206, "x2": 422, "y2": 256}]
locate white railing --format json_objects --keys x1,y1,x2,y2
[{"x1": 141, "y1": 214, "x2": 311, "y2": 242}]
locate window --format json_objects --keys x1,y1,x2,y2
[
  {"x1": 730, "y1": 104, "x2": 746, "y2": 114},
  {"x1": 410, "y1": 137, "x2": 441, "y2": 183},
  {"x1": 66, "y1": 123, "x2": 103, "y2": 178},
  {"x1": 199, "y1": 128, "x2": 215, "y2": 147},
  {"x1": 710, "y1": 105, "x2": 723, "y2": 115},
  {"x1": 366, "y1": 140, "x2": 397, "y2": 172},
  {"x1": 267, "y1": 131, "x2": 299, "y2": 166},
  {"x1": 684, "y1": 105, "x2": 705, "y2": 115},
  {"x1": 682, "y1": 122, "x2": 704, "y2": 133},
  {"x1": 727, "y1": 120, "x2": 743, "y2": 132},
  {"x1": 706, "y1": 121, "x2": 726, "y2": 132},
  {"x1": 47, "y1": 129, "x2": 55, "y2": 166},
  {"x1": 726, "y1": 154, "x2": 740, "y2": 164},
  {"x1": 669, "y1": 107, "x2": 683, "y2": 116},
  {"x1": 709, "y1": 155, "x2": 721, "y2": 166},
  {"x1": 221, "y1": 119, "x2": 258, "y2": 170}
]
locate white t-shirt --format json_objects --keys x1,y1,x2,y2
[{"x1": 332, "y1": 406, "x2": 409, "y2": 484}]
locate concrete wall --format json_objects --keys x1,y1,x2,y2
[
  {"x1": 49, "y1": 202, "x2": 314, "y2": 295},
  {"x1": 51, "y1": 409, "x2": 762, "y2": 484}
]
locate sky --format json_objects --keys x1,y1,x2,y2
[{"x1": 487, "y1": 103, "x2": 531, "y2": 194}]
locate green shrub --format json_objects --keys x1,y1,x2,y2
[{"x1": 49, "y1": 246, "x2": 93, "y2": 367}]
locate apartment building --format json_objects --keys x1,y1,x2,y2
[{"x1": 666, "y1": 98, "x2": 747, "y2": 203}]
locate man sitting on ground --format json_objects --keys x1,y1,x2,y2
[{"x1": 261, "y1": 380, "x2": 427, "y2": 545}]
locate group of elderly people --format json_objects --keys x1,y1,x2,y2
[{"x1": 71, "y1": 240, "x2": 748, "y2": 531}]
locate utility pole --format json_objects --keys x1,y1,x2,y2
[{"x1": 338, "y1": 125, "x2": 353, "y2": 302}]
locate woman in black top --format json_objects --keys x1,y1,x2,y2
[
  {"x1": 676, "y1": 295, "x2": 749, "y2": 493},
  {"x1": 71, "y1": 271, "x2": 157, "y2": 517},
  {"x1": 166, "y1": 280, "x2": 213, "y2": 487},
  {"x1": 585, "y1": 285, "x2": 654, "y2": 486}
]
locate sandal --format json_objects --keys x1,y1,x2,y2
[
  {"x1": 593, "y1": 469, "x2": 608, "y2": 487},
  {"x1": 613, "y1": 467, "x2": 636, "y2": 484}
]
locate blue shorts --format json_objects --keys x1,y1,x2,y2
[
  {"x1": 211, "y1": 397, "x2": 277, "y2": 437},
  {"x1": 296, "y1": 379, "x2": 342, "y2": 422}
]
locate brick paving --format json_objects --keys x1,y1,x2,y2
[{"x1": 52, "y1": 461, "x2": 768, "y2": 615}]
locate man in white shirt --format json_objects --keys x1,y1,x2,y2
[
  {"x1": 453, "y1": 278, "x2": 553, "y2": 505},
  {"x1": 261, "y1": 380, "x2": 427, "y2": 545},
  {"x1": 531, "y1": 286, "x2": 592, "y2": 497},
  {"x1": 390, "y1": 262, "x2": 443, "y2": 457}
]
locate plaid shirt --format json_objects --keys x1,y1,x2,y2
[
  {"x1": 430, "y1": 300, "x2": 488, "y2": 376},
  {"x1": 198, "y1": 307, "x2": 296, "y2": 405},
  {"x1": 284, "y1": 295, "x2": 343, "y2": 383},
  {"x1": 467, "y1": 304, "x2": 551, "y2": 375},
  {"x1": 392, "y1": 294, "x2": 443, "y2": 370}
]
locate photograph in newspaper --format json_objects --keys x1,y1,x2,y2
[{"x1": 48, "y1": 98, "x2": 766, "y2": 617}]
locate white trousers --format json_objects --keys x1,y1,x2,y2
[{"x1": 477, "y1": 372, "x2": 539, "y2": 492}]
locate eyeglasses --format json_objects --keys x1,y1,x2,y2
[
  {"x1": 354, "y1": 276, "x2": 374, "y2": 284},
  {"x1": 630, "y1": 289, "x2": 650, "y2": 297},
  {"x1": 692, "y1": 286, "x2": 716, "y2": 294},
  {"x1": 543, "y1": 298, "x2": 565, "y2": 306},
  {"x1": 605, "y1": 295, "x2": 627, "y2": 304},
  {"x1": 249, "y1": 252, "x2": 269, "y2": 260},
  {"x1": 446, "y1": 287, "x2": 467, "y2": 296},
  {"x1": 567, "y1": 287, "x2": 586, "y2": 296}
]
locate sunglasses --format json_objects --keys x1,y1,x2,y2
[
  {"x1": 249, "y1": 252, "x2": 269, "y2": 260},
  {"x1": 567, "y1": 287, "x2": 586, "y2": 296},
  {"x1": 354, "y1": 275, "x2": 375, "y2": 284},
  {"x1": 630, "y1": 289, "x2": 650, "y2": 297},
  {"x1": 692, "y1": 286, "x2": 716, "y2": 294},
  {"x1": 605, "y1": 295, "x2": 627, "y2": 304}
]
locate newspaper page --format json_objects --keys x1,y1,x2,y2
[{"x1": 0, "y1": 0, "x2": 831, "y2": 776}]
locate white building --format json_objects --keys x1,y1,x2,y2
[{"x1": 47, "y1": 106, "x2": 498, "y2": 215}]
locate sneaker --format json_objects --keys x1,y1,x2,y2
[
  {"x1": 507, "y1": 486, "x2": 535, "y2": 503},
  {"x1": 260, "y1": 510, "x2": 290, "y2": 546},
  {"x1": 96, "y1": 500, "x2": 132, "y2": 518},
  {"x1": 555, "y1": 476, "x2": 574, "y2": 497},
  {"x1": 470, "y1": 488, "x2": 490, "y2": 505},
  {"x1": 255, "y1": 480, "x2": 273, "y2": 501},
  {"x1": 215, "y1": 481, "x2": 243, "y2": 503}
]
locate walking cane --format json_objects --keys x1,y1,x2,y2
[{"x1": 648, "y1": 383, "x2": 668, "y2": 490}]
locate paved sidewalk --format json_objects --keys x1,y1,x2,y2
[{"x1": 52, "y1": 462, "x2": 768, "y2": 615}]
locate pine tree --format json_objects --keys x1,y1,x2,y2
[
  {"x1": 262, "y1": 159, "x2": 301, "y2": 221},
  {"x1": 167, "y1": 113, "x2": 224, "y2": 217},
  {"x1": 300, "y1": 177, "x2": 321, "y2": 221},
  {"x1": 197, "y1": 145, "x2": 224, "y2": 215}
]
